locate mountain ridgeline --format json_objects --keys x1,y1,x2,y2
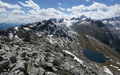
[
  {"x1": 71, "y1": 20, "x2": 120, "y2": 52},
  {"x1": 102, "y1": 16, "x2": 120, "y2": 39},
  {"x1": 0, "y1": 20, "x2": 73, "y2": 42},
  {"x1": 0, "y1": 17, "x2": 120, "y2": 75}
]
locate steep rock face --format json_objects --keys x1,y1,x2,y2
[
  {"x1": 0, "y1": 20, "x2": 73, "y2": 42},
  {"x1": 0, "y1": 20, "x2": 120, "y2": 75},
  {"x1": 102, "y1": 16, "x2": 120, "y2": 38},
  {"x1": 72, "y1": 20, "x2": 120, "y2": 52}
]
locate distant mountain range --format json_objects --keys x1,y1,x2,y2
[{"x1": 0, "y1": 23, "x2": 20, "y2": 30}]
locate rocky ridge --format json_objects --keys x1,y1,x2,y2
[
  {"x1": 102, "y1": 16, "x2": 120, "y2": 38},
  {"x1": 0, "y1": 20, "x2": 120, "y2": 75}
]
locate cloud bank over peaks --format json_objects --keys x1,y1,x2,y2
[
  {"x1": 0, "y1": 0, "x2": 120, "y2": 24},
  {"x1": 67, "y1": 2, "x2": 120, "y2": 19},
  {"x1": 0, "y1": 0, "x2": 68, "y2": 24}
]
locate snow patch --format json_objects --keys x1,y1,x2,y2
[
  {"x1": 116, "y1": 62, "x2": 120, "y2": 65},
  {"x1": 103, "y1": 66, "x2": 113, "y2": 75},
  {"x1": 115, "y1": 27, "x2": 120, "y2": 30},
  {"x1": 68, "y1": 30, "x2": 78, "y2": 35},
  {"x1": 9, "y1": 32, "x2": 14, "y2": 39},
  {"x1": 36, "y1": 32, "x2": 42, "y2": 37},
  {"x1": 63, "y1": 20, "x2": 72, "y2": 27},
  {"x1": 86, "y1": 34, "x2": 89, "y2": 38},
  {"x1": 102, "y1": 20, "x2": 107, "y2": 24},
  {"x1": 118, "y1": 69, "x2": 120, "y2": 71},
  {"x1": 14, "y1": 31, "x2": 16, "y2": 33},
  {"x1": 82, "y1": 18, "x2": 86, "y2": 20},
  {"x1": 110, "y1": 59, "x2": 114, "y2": 62},
  {"x1": 24, "y1": 27, "x2": 30, "y2": 30},
  {"x1": 29, "y1": 24, "x2": 36, "y2": 28},
  {"x1": 15, "y1": 35, "x2": 19, "y2": 39},
  {"x1": 110, "y1": 64, "x2": 118, "y2": 69},
  {"x1": 63, "y1": 50, "x2": 83, "y2": 64},
  {"x1": 80, "y1": 21, "x2": 91, "y2": 25},
  {"x1": 63, "y1": 19, "x2": 79, "y2": 27},
  {"x1": 95, "y1": 64, "x2": 98, "y2": 67},
  {"x1": 14, "y1": 27, "x2": 18, "y2": 31},
  {"x1": 110, "y1": 64, "x2": 120, "y2": 71},
  {"x1": 47, "y1": 35, "x2": 57, "y2": 44}
]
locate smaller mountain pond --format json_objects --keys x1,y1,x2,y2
[{"x1": 83, "y1": 49, "x2": 109, "y2": 63}]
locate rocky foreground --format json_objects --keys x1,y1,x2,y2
[{"x1": 0, "y1": 35, "x2": 98, "y2": 75}]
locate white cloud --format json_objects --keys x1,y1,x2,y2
[
  {"x1": 0, "y1": 8, "x2": 7, "y2": 13},
  {"x1": 28, "y1": 10, "x2": 36, "y2": 14},
  {"x1": 58, "y1": 2, "x2": 66, "y2": 11},
  {"x1": 11, "y1": 10, "x2": 25, "y2": 14},
  {"x1": 86, "y1": 0, "x2": 90, "y2": 2},
  {"x1": 67, "y1": 2, "x2": 120, "y2": 19},
  {"x1": 0, "y1": 0, "x2": 120, "y2": 24},
  {"x1": 19, "y1": 0, "x2": 40, "y2": 10},
  {"x1": 58, "y1": 2, "x2": 67, "y2": 6},
  {"x1": 0, "y1": 0, "x2": 69, "y2": 24},
  {"x1": 58, "y1": 6, "x2": 65, "y2": 11},
  {"x1": 67, "y1": 5, "x2": 86, "y2": 12},
  {"x1": 0, "y1": 0, "x2": 21, "y2": 9},
  {"x1": 88, "y1": 2, "x2": 108, "y2": 10},
  {"x1": 67, "y1": 2, "x2": 108, "y2": 12},
  {"x1": 58, "y1": 3, "x2": 62, "y2": 6}
]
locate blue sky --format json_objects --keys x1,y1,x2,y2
[
  {"x1": 0, "y1": 0, "x2": 120, "y2": 23},
  {"x1": 2, "y1": 0, "x2": 119, "y2": 9}
]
